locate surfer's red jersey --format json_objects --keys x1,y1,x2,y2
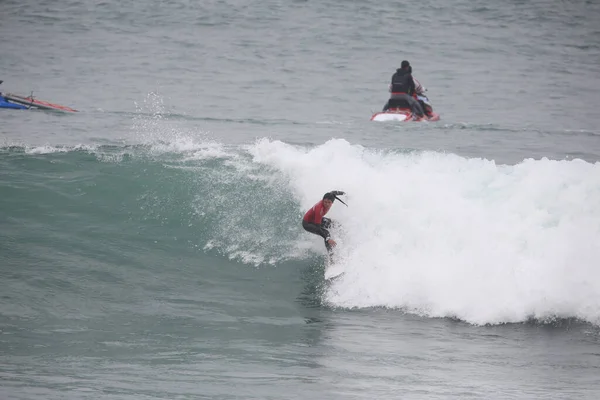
[{"x1": 303, "y1": 200, "x2": 329, "y2": 225}]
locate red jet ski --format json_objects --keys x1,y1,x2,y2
[
  {"x1": 371, "y1": 94, "x2": 439, "y2": 122},
  {"x1": 371, "y1": 108, "x2": 440, "y2": 122}
]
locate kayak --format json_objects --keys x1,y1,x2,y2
[
  {"x1": 370, "y1": 108, "x2": 440, "y2": 122},
  {"x1": 0, "y1": 92, "x2": 78, "y2": 112},
  {"x1": 0, "y1": 94, "x2": 27, "y2": 110}
]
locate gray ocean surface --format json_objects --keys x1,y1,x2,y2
[{"x1": 2, "y1": 0, "x2": 600, "y2": 399}]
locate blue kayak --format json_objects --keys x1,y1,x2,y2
[{"x1": 0, "y1": 94, "x2": 27, "y2": 110}]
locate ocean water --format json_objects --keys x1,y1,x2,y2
[{"x1": 1, "y1": 0, "x2": 600, "y2": 399}]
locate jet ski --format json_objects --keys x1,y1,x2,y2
[
  {"x1": 0, "y1": 81, "x2": 77, "y2": 112},
  {"x1": 371, "y1": 94, "x2": 439, "y2": 122},
  {"x1": 371, "y1": 108, "x2": 440, "y2": 122}
]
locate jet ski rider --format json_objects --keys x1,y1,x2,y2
[{"x1": 382, "y1": 60, "x2": 425, "y2": 118}]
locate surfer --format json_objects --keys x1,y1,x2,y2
[
  {"x1": 382, "y1": 60, "x2": 425, "y2": 118},
  {"x1": 302, "y1": 190, "x2": 346, "y2": 254}
]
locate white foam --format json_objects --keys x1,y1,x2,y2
[
  {"x1": 24, "y1": 144, "x2": 98, "y2": 154},
  {"x1": 249, "y1": 138, "x2": 600, "y2": 325},
  {"x1": 130, "y1": 92, "x2": 223, "y2": 158}
]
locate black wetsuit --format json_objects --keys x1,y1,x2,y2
[
  {"x1": 302, "y1": 218, "x2": 334, "y2": 252},
  {"x1": 382, "y1": 69, "x2": 424, "y2": 117}
]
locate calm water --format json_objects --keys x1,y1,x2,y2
[{"x1": 2, "y1": 0, "x2": 600, "y2": 399}]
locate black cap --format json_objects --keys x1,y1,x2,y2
[{"x1": 401, "y1": 60, "x2": 410, "y2": 68}]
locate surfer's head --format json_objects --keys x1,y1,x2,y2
[
  {"x1": 323, "y1": 192, "x2": 336, "y2": 202},
  {"x1": 323, "y1": 192, "x2": 336, "y2": 209},
  {"x1": 401, "y1": 60, "x2": 410, "y2": 69}
]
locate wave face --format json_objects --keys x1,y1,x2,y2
[
  {"x1": 249, "y1": 139, "x2": 600, "y2": 326},
  {"x1": 2, "y1": 138, "x2": 599, "y2": 326}
]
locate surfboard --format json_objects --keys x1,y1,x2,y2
[
  {"x1": 325, "y1": 271, "x2": 345, "y2": 285},
  {"x1": 324, "y1": 253, "x2": 345, "y2": 282}
]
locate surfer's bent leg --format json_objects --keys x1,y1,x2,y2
[
  {"x1": 302, "y1": 220, "x2": 330, "y2": 240},
  {"x1": 302, "y1": 220, "x2": 335, "y2": 254}
]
